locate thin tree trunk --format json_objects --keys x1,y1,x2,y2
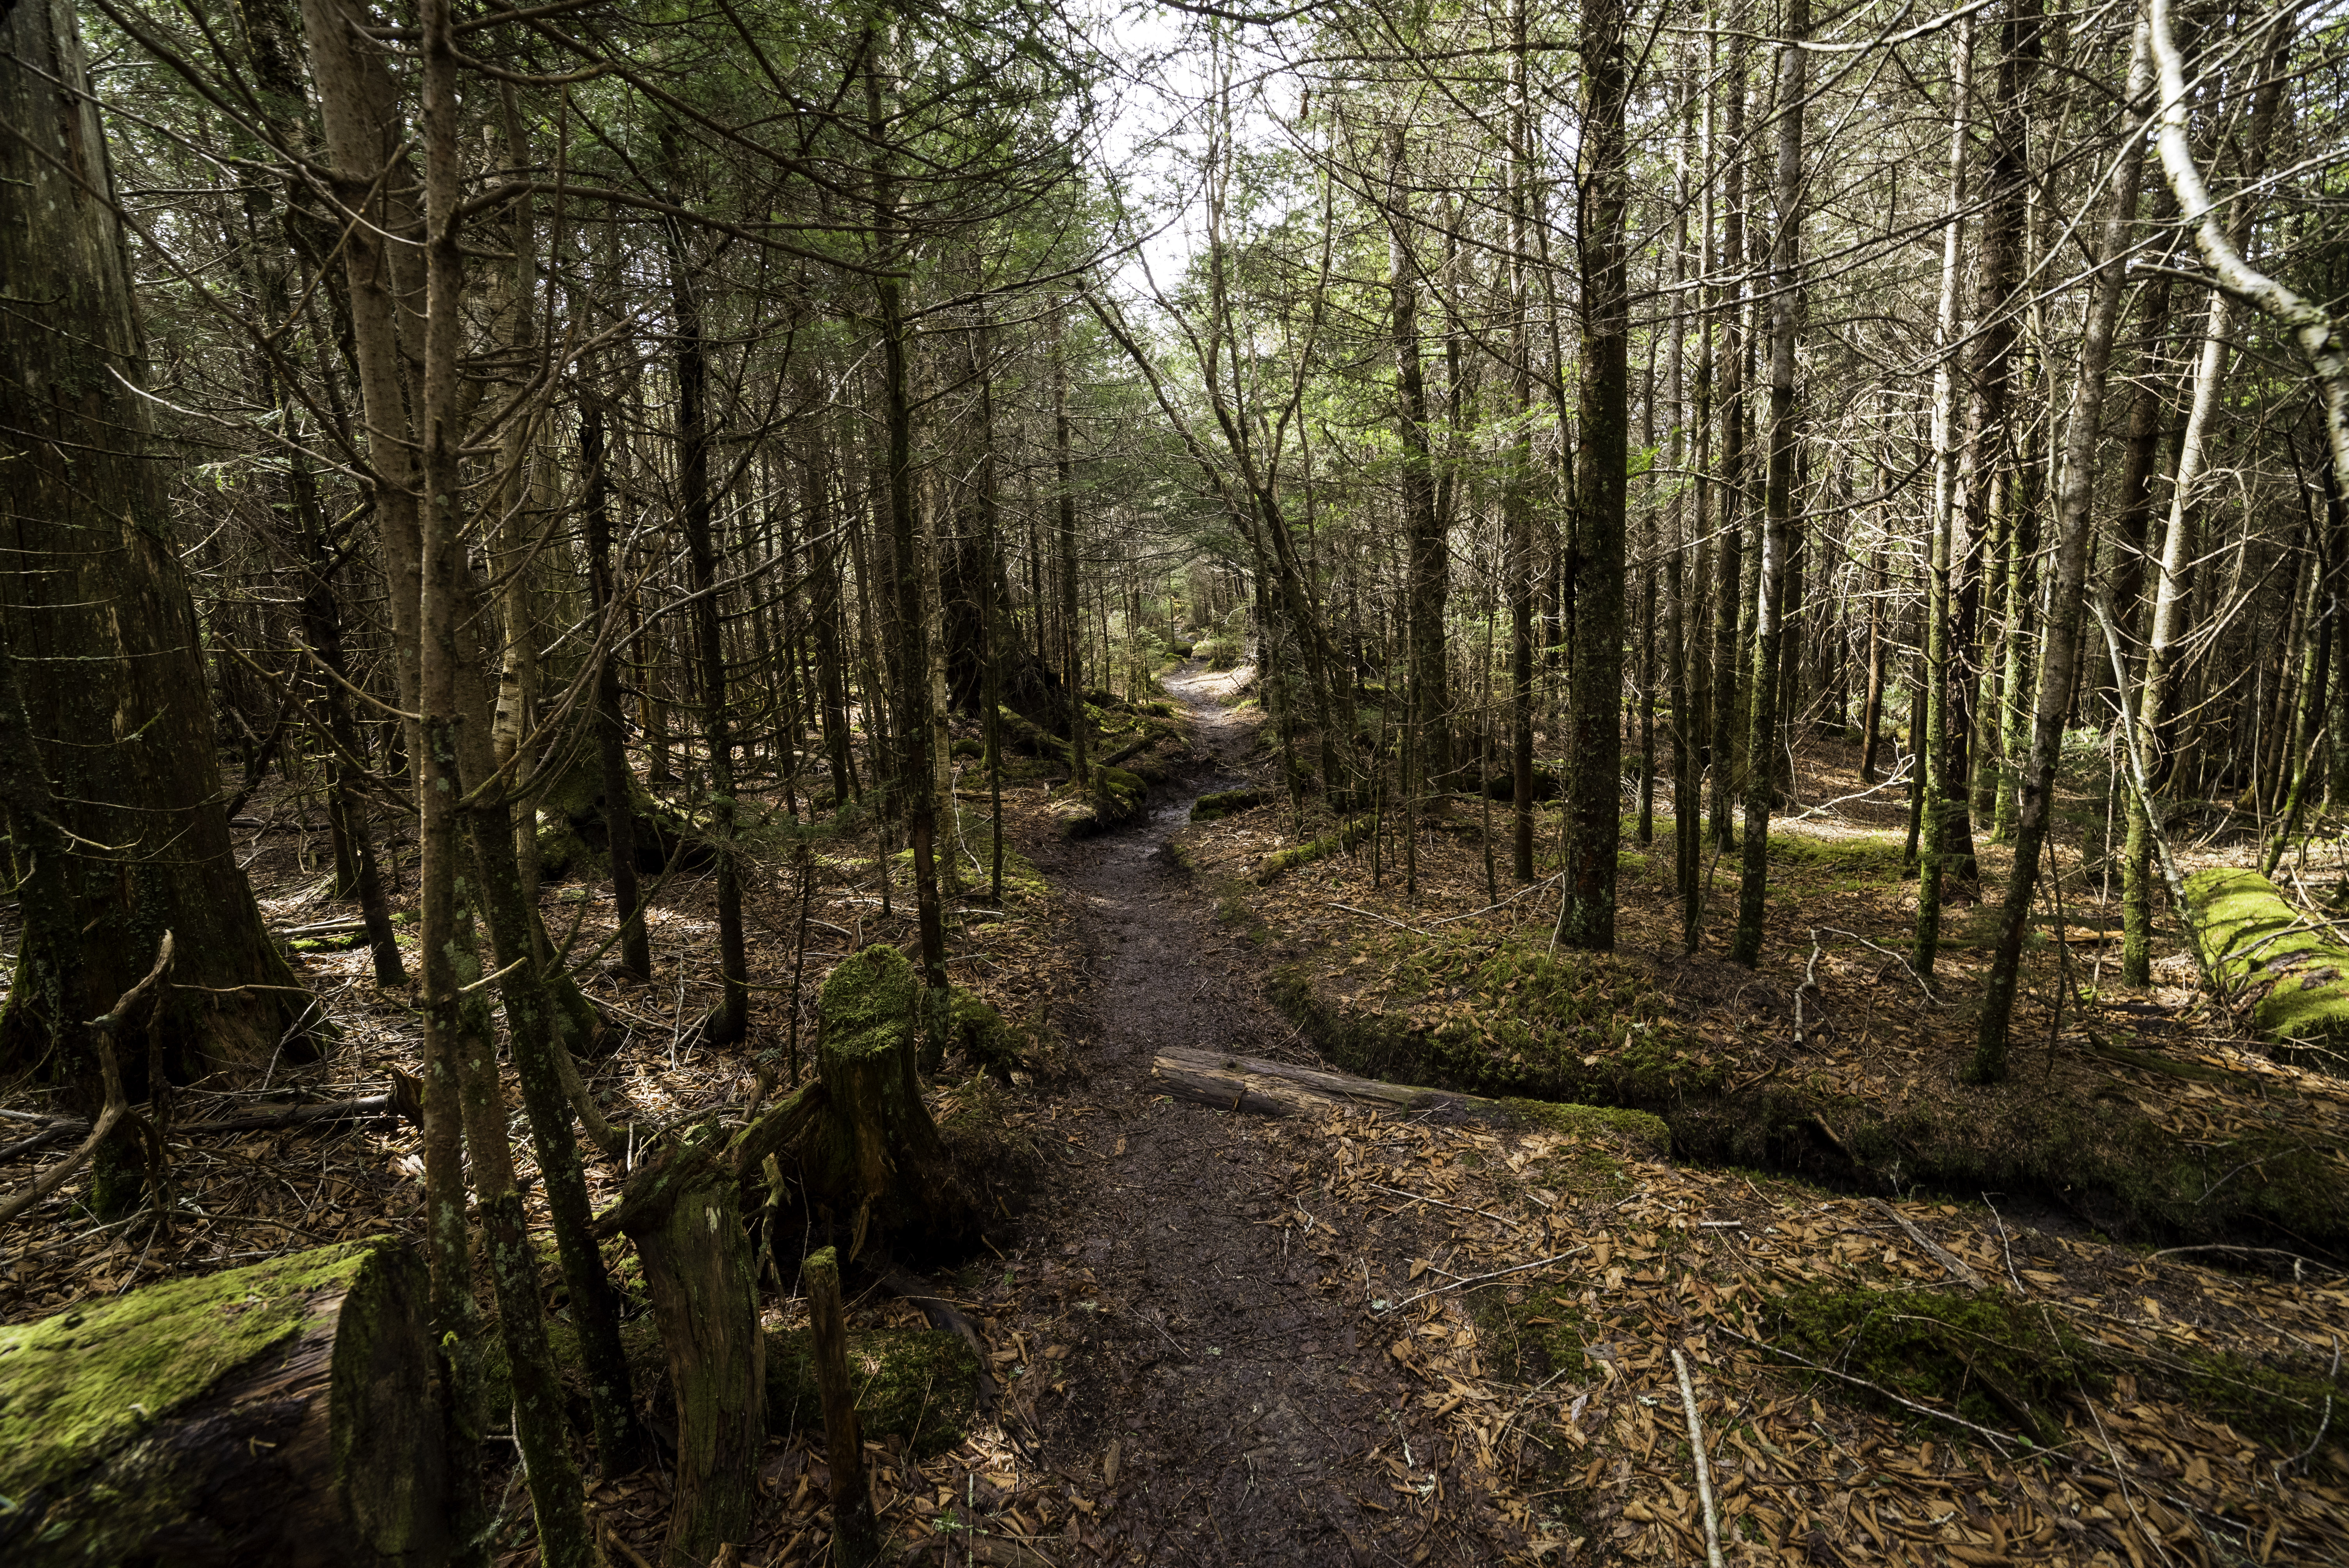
[
  {"x1": 1914, "y1": 18, "x2": 1973, "y2": 978},
  {"x1": 1729, "y1": 0, "x2": 1807, "y2": 968},
  {"x1": 1386, "y1": 127, "x2": 1452, "y2": 790},
  {"x1": 1972, "y1": 17, "x2": 2153, "y2": 1081},
  {"x1": 2124, "y1": 12, "x2": 2287, "y2": 982},
  {"x1": 868, "y1": 34, "x2": 950, "y2": 1001}
]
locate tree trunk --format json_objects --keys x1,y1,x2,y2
[
  {"x1": 1386, "y1": 127, "x2": 1453, "y2": 789},
  {"x1": 1508, "y1": 0, "x2": 1537, "y2": 883},
  {"x1": 0, "y1": 0, "x2": 312, "y2": 1092},
  {"x1": 1706, "y1": 31, "x2": 1751, "y2": 855},
  {"x1": 800, "y1": 944, "x2": 977, "y2": 1251},
  {"x1": 0, "y1": 1241, "x2": 447, "y2": 1568},
  {"x1": 627, "y1": 1173, "x2": 766, "y2": 1567},
  {"x1": 1914, "y1": 17, "x2": 1973, "y2": 978},
  {"x1": 665, "y1": 132, "x2": 750, "y2": 1047},
  {"x1": 1971, "y1": 17, "x2": 2153, "y2": 1081},
  {"x1": 1730, "y1": 0, "x2": 1807, "y2": 969},
  {"x1": 1559, "y1": 0, "x2": 1630, "y2": 950},
  {"x1": 583, "y1": 374, "x2": 654, "y2": 984},
  {"x1": 805, "y1": 1247, "x2": 882, "y2": 1568},
  {"x1": 2124, "y1": 15, "x2": 2287, "y2": 983}
]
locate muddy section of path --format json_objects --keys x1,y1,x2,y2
[{"x1": 1017, "y1": 664, "x2": 1508, "y2": 1567}]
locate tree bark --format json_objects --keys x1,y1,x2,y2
[
  {"x1": 627, "y1": 1173, "x2": 766, "y2": 1567},
  {"x1": 0, "y1": 1240, "x2": 447, "y2": 1568},
  {"x1": 1559, "y1": 0, "x2": 1631, "y2": 950},
  {"x1": 583, "y1": 371, "x2": 654, "y2": 983},
  {"x1": 1913, "y1": 17, "x2": 1973, "y2": 978},
  {"x1": 0, "y1": 0, "x2": 312, "y2": 1092},
  {"x1": 805, "y1": 1247, "x2": 882, "y2": 1568},
  {"x1": 1730, "y1": 0, "x2": 1806, "y2": 969},
  {"x1": 2124, "y1": 12, "x2": 2287, "y2": 983},
  {"x1": 1971, "y1": 16, "x2": 2153, "y2": 1081},
  {"x1": 1385, "y1": 126, "x2": 1453, "y2": 789}
]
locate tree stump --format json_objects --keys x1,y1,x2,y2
[
  {"x1": 0, "y1": 1238, "x2": 447, "y2": 1567},
  {"x1": 802, "y1": 944, "x2": 976, "y2": 1251},
  {"x1": 624, "y1": 1166, "x2": 764, "y2": 1568}
]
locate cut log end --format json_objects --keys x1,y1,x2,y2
[{"x1": 0, "y1": 1238, "x2": 446, "y2": 1568}]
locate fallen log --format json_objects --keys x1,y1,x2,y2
[
  {"x1": 1150, "y1": 1047, "x2": 1495, "y2": 1119},
  {"x1": 2181, "y1": 867, "x2": 2349, "y2": 1070},
  {"x1": 11, "y1": 1079, "x2": 428, "y2": 1153},
  {"x1": 0, "y1": 1238, "x2": 447, "y2": 1568}
]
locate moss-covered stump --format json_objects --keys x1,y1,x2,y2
[
  {"x1": 764, "y1": 1325, "x2": 979, "y2": 1456},
  {"x1": 803, "y1": 945, "x2": 978, "y2": 1251},
  {"x1": 0, "y1": 1238, "x2": 446, "y2": 1568},
  {"x1": 531, "y1": 747, "x2": 710, "y2": 882},
  {"x1": 1049, "y1": 764, "x2": 1148, "y2": 839},
  {"x1": 2182, "y1": 867, "x2": 2349, "y2": 1068}
]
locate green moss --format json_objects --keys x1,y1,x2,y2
[
  {"x1": 2167, "y1": 1345, "x2": 2345, "y2": 1453},
  {"x1": 1774, "y1": 1285, "x2": 2344, "y2": 1454},
  {"x1": 1275, "y1": 939, "x2": 1706, "y2": 1105},
  {"x1": 947, "y1": 988, "x2": 1028, "y2": 1076},
  {"x1": 821, "y1": 944, "x2": 921, "y2": 1063},
  {"x1": 1255, "y1": 816, "x2": 1374, "y2": 884},
  {"x1": 0, "y1": 1239, "x2": 392, "y2": 1497},
  {"x1": 2184, "y1": 867, "x2": 2349, "y2": 1062},
  {"x1": 766, "y1": 1327, "x2": 978, "y2": 1456},
  {"x1": 1503, "y1": 1099, "x2": 1672, "y2": 1158},
  {"x1": 1191, "y1": 786, "x2": 1271, "y2": 821},
  {"x1": 1474, "y1": 1284, "x2": 1595, "y2": 1387},
  {"x1": 1773, "y1": 1286, "x2": 2098, "y2": 1444}
]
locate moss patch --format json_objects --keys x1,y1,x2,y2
[
  {"x1": 2183, "y1": 867, "x2": 2349, "y2": 1066},
  {"x1": 1275, "y1": 939, "x2": 1707, "y2": 1106},
  {"x1": 1773, "y1": 1285, "x2": 2097, "y2": 1444},
  {"x1": 765, "y1": 1326, "x2": 978, "y2": 1456},
  {"x1": 1503, "y1": 1099, "x2": 1672, "y2": 1159},
  {"x1": 1772, "y1": 1285, "x2": 2344, "y2": 1453},
  {"x1": 1191, "y1": 786, "x2": 1272, "y2": 821},
  {"x1": 0, "y1": 1239, "x2": 392, "y2": 1497},
  {"x1": 1255, "y1": 816, "x2": 1374, "y2": 884},
  {"x1": 821, "y1": 944, "x2": 921, "y2": 1063}
]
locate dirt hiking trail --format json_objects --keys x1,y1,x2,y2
[{"x1": 1016, "y1": 663, "x2": 1510, "y2": 1566}]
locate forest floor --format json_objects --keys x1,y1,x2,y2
[{"x1": 4, "y1": 663, "x2": 2348, "y2": 1567}]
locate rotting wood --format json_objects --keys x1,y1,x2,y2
[
  {"x1": 0, "y1": 1238, "x2": 446, "y2": 1568},
  {"x1": 624, "y1": 1169, "x2": 763, "y2": 1567},
  {"x1": 806, "y1": 1245, "x2": 880, "y2": 1568},
  {"x1": 1148, "y1": 1046, "x2": 1495, "y2": 1120}
]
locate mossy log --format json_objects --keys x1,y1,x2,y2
[
  {"x1": 2181, "y1": 867, "x2": 2349, "y2": 1069},
  {"x1": 0, "y1": 1239, "x2": 446, "y2": 1568},
  {"x1": 1148, "y1": 1050, "x2": 1675, "y2": 1159},
  {"x1": 802, "y1": 945, "x2": 977, "y2": 1250},
  {"x1": 1190, "y1": 786, "x2": 1272, "y2": 821},
  {"x1": 1150, "y1": 1046, "x2": 1495, "y2": 1120},
  {"x1": 1254, "y1": 815, "x2": 1374, "y2": 884}
]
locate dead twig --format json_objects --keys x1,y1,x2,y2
[
  {"x1": 0, "y1": 932, "x2": 175, "y2": 1229},
  {"x1": 1671, "y1": 1348, "x2": 1728, "y2": 1568},
  {"x1": 1374, "y1": 1246, "x2": 1588, "y2": 1316}
]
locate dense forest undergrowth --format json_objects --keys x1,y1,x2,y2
[{"x1": 7, "y1": 662, "x2": 2345, "y2": 1566}]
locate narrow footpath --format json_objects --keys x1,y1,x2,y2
[{"x1": 1016, "y1": 664, "x2": 1508, "y2": 1567}]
